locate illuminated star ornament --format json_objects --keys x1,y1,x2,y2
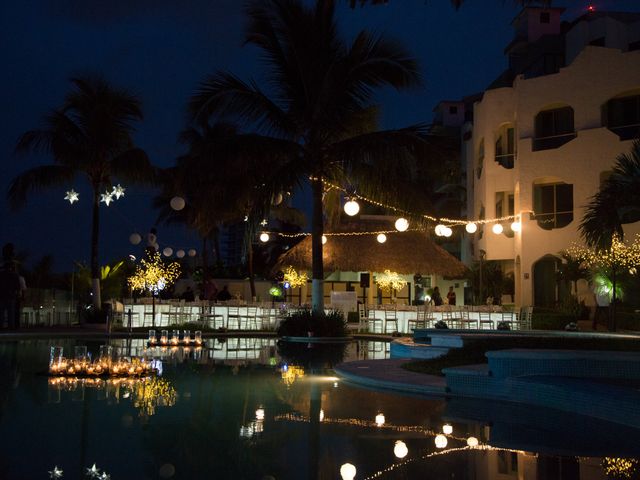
[
  {"x1": 48, "y1": 466, "x2": 63, "y2": 478},
  {"x1": 100, "y1": 191, "x2": 114, "y2": 206},
  {"x1": 100, "y1": 473, "x2": 111, "y2": 480},
  {"x1": 86, "y1": 464, "x2": 101, "y2": 477},
  {"x1": 112, "y1": 184, "x2": 125, "y2": 199},
  {"x1": 64, "y1": 189, "x2": 79, "y2": 204},
  {"x1": 260, "y1": 219, "x2": 268, "y2": 226}
]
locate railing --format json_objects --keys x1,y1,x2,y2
[
  {"x1": 609, "y1": 123, "x2": 640, "y2": 141},
  {"x1": 532, "y1": 132, "x2": 577, "y2": 151},
  {"x1": 495, "y1": 153, "x2": 515, "y2": 169}
]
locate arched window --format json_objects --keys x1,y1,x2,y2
[
  {"x1": 533, "y1": 106, "x2": 576, "y2": 151},
  {"x1": 604, "y1": 92, "x2": 640, "y2": 140},
  {"x1": 495, "y1": 124, "x2": 515, "y2": 169},
  {"x1": 533, "y1": 181, "x2": 573, "y2": 229}
]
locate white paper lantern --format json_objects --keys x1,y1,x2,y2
[
  {"x1": 188, "y1": 248, "x2": 197, "y2": 257},
  {"x1": 176, "y1": 250, "x2": 185, "y2": 259},
  {"x1": 340, "y1": 463, "x2": 356, "y2": 480},
  {"x1": 255, "y1": 408, "x2": 265, "y2": 421},
  {"x1": 170, "y1": 196, "x2": 185, "y2": 211},
  {"x1": 377, "y1": 233, "x2": 387, "y2": 244},
  {"x1": 435, "y1": 224, "x2": 445, "y2": 236},
  {"x1": 442, "y1": 227, "x2": 453, "y2": 238},
  {"x1": 375, "y1": 413, "x2": 385, "y2": 427},
  {"x1": 260, "y1": 233, "x2": 270, "y2": 243},
  {"x1": 442, "y1": 424, "x2": 453, "y2": 435},
  {"x1": 394, "y1": 440, "x2": 408, "y2": 459},
  {"x1": 272, "y1": 192, "x2": 283, "y2": 206},
  {"x1": 435, "y1": 434, "x2": 448, "y2": 449},
  {"x1": 129, "y1": 233, "x2": 142, "y2": 245},
  {"x1": 467, "y1": 436, "x2": 479, "y2": 447},
  {"x1": 344, "y1": 199, "x2": 360, "y2": 217},
  {"x1": 511, "y1": 221, "x2": 521, "y2": 232},
  {"x1": 492, "y1": 223, "x2": 504, "y2": 235},
  {"x1": 322, "y1": 235, "x2": 327, "y2": 245},
  {"x1": 162, "y1": 247, "x2": 173, "y2": 257},
  {"x1": 465, "y1": 223, "x2": 477, "y2": 234},
  {"x1": 395, "y1": 217, "x2": 409, "y2": 232}
]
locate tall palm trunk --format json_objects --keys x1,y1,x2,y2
[
  {"x1": 202, "y1": 237, "x2": 209, "y2": 280},
  {"x1": 248, "y1": 242, "x2": 256, "y2": 301},
  {"x1": 311, "y1": 177, "x2": 324, "y2": 315},
  {"x1": 90, "y1": 188, "x2": 101, "y2": 309}
]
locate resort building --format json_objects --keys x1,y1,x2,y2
[{"x1": 457, "y1": 6, "x2": 640, "y2": 307}]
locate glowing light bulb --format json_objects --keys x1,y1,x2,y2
[
  {"x1": 377, "y1": 233, "x2": 387, "y2": 244},
  {"x1": 322, "y1": 235, "x2": 327, "y2": 245},
  {"x1": 344, "y1": 199, "x2": 360, "y2": 217},
  {"x1": 511, "y1": 221, "x2": 521, "y2": 232},
  {"x1": 259, "y1": 233, "x2": 270, "y2": 243},
  {"x1": 435, "y1": 224, "x2": 445, "y2": 236},
  {"x1": 319, "y1": 409, "x2": 325, "y2": 422},
  {"x1": 467, "y1": 436, "x2": 479, "y2": 447},
  {"x1": 255, "y1": 408, "x2": 265, "y2": 421},
  {"x1": 340, "y1": 463, "x2": 356, "y2": 480},
  {"x1": 492, "y1": 223, "x2": 504, "y2": 235},
  {"x1": 375, "y1": 413, "x2": 385, "y2": 427},
  {"x1": 442, "y1": 227, "x2": 452, "y2": 238},
  {"x1": 170, "y1": 196, "x2": 185, "y2": 211},
  {"x1": 395, "y1": 218, "x2": 409, "y2": 232},
  {"x1": 435, "y1": 434, "x2": 448, "y2": 449},
  {"x1": 465, "y1": 223, "x2": 477, "y2": 233},
  {"x1": 442, "y1": 424, "x2": 453, "y2": 435},
  {"x1": 394, "y1": 440, "x2": 408, "y2": 459}
]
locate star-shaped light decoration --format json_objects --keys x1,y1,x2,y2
[
  {"x1": 99, "y1": 473, "x2": 111, "y2": 480},
  {"x1": 85, "y1": 463, "x2": 101, "y2": 477},
  {"x1": 64, "y1": 189, "x2": 79, "y2": 204},
  {"x1": 48, "y1": 466, "x2": 63, "y2": 478},
  {"x1": 112, "y1": 184, "x2": 125, "y2": 199},
  {"x1": 260, "y1": 219, "x2": 268, "y2": 227},
  {"x1": 100, "y1": 191, "x2": 114, "y2": 206}
]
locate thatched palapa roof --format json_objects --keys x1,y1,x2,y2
[{"x1": 274, "y1": 231, "x2": 468, "y2": 278}]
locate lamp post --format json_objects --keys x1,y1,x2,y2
[{"x1": 479, "y1": 249, "x2": 486, "y2": 304}]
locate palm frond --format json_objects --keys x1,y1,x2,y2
[
  {"x1": 110, "y1": 148, "x2": 158, "y2": 185},
  {"x1": 7, "y1": 165, "x2": 77, "y2": 209}
]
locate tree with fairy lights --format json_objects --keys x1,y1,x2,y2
[{"x1": 566, "y1": 235, "x2": 640, "y2": 331}]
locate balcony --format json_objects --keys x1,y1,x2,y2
[
  {"x1": 532, "y1": 132, "x2": 577, "y2": 151},
  {"x1": 609, "y1": 123, "x2": 640, "y2": 141},
  {"x1": 495, "y1": 153, "x2": 515, "y2": 169}
]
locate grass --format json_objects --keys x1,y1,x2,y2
[{"x1": 402, "y1": 336, "x2": 640, "y2": 376}]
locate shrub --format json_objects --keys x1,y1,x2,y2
[
  {"x1": 434, "y1": 320, "x2": 448, "y2": 329},
  {"x1": 276, "y1": 309, "x2": 348, "y2": 337}
]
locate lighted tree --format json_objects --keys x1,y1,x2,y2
[
  {"x1": 128, "y1": 252, "x2": 181, "y2": 296},
  {"x1": 283, "y1": 266, "x2": 308, "y2": 289},
  {"x1": 566, "y1": 235, "x2": 640, "y2": 330},
  {"x1": 375, "y1": 270, "x2": 407, "y2": 294}
]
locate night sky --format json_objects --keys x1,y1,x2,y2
[{"x1": 1, "y1": 0, "x2": 638, "y2": 271}]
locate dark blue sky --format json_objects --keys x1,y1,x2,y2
[{"x1": 1, "y1": 0, "x2": 637, "y2": 271}]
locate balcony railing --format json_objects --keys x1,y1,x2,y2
[
  {"x1": 495, "y1": 153, "x2": 515, "y2": 169},
  {"x1": 532, "y1": 132, "x2": 577, "y2": 151},
  {"x1": 609, "y1": 123, "x2": 640, "y2": 141}
]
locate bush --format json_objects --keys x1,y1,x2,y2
[
  {"x1": 276, "y1": 309, "x2": 348, "y2": 337},
  {"x1": 434, "y1": 320, "x2": 448, "y2": 329},
  {"x1": 531, "y1": 311, "x2": 575, "y2": 330}
]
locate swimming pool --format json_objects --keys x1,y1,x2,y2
[{"x1": 0, "y1": 338, "x2": 637, "y2": 479}]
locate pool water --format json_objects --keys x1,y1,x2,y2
[{"x1": 0, "y1": 338, "x2": 638, "y2": 479}]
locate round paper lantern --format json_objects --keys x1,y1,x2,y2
[
  {"x1": 492, "y1": 223, "x2": 504, "y2": 235},
  {"x1": 435, "y1": 434, "x2": 448, "y2": 449},
  {"x1": 442, "y1": 424, "x2": 453, "y2": 435},
  {"x1": 340, "y1": 463, "x2": 356, "y2": 480},
  {"x1": 322, "y1": 235, "x2": 327, "y2": 245},
  {"x1": 170, "y1": 196, "x2": 185, "y2": 211},
  {"x1": 442, "y1": 227, "x2": 453, "y2": 237},
  {"x1": 260, "y1": 233, "x2": 270, "y2": 243},
  {"x1": 465, "y1": 223, "x2": 478, "y2": 234},
  {"x1": 188, "y1": 248, "x2": 197, "y2": 257},
  {"x1": 511, "y1": 221, "x2": 521, "y2": 232},
  {"x1": 467, "y1": 436, "x2": 479, "y2": 447},
  {"x1": 129, "y1": 233, "x2": 142, "y2": 245},
  {"x1": 255, "y1": 408, "x2": 265, "y2": 421},
  {"x1": 395, "y1": 217, "x2": 409, "y2": 232},
  {"x1": 344, "y1": 199, "x2": 360, "y2": 217},
  {"x1": 176, "y1": 249, "x2": 185, "y2": 259},
  {"x1": 375, "y1": 413, "x2": 385, "y2": 427},
  {"x1": 394, "y1": 440, "x2": 408, "y2": 459},
  {"x1": 377, "y1": 233, "x2": 387, "y2": 244},
  {"x1": 435, "y1": 224, "x2": 445, "y2": 236},
  {"x1": 272, "y1": 192, "x2": 283, "y2": 206},
  {"x1": 162, "y1": 247, "x2": 173, "y2": 257}
]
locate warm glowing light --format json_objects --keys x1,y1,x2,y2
[
  {"x1": 467, "y1": 436, "x2": 479, "y2": 447},
  {"x1": 340, "y1": 463, "x2": 356, "y2": 480},
  {"x1": 435, "y1": 224, "x2": 445, "y2": 236},
  {"x1": 260, "y1": 233, "x2": 270, "y2": 243},
  {"x1": 112, "y1": 184, "x2": 126, "y2": 199},
  {"x1": 280, "y1": 365, "x2": 305, "y2": 387},
  {"x1": 395, "y1": 217, "x2": 409, "y2": 232},
  {"x1": 465, "y1": 223, "x2": 477, "y2": 234},
  {"x1": 188, "y1": 249, "x2": 197, "y2": 257},
  {"x1": 127, "y1": 252, "x2": 181, "y2": 295},
  {"x1": 344, "y1": 199, "x2": 360, "y2": 217},
  {"x1": 442, "y1": 424, "x2": 453, "y2": 435},
  {"x1": 435, "y1": 434, "x2": 448, "y2": 449},
  {"x1": 283, "y1": 266, "x2": 308, "y2": 289},
  {"x1": 377, "y1": 233, "x2": 387, "y2": 244},
  {"x1": 492, "y1": 223, "x2": 504, "y2": 235},
  {"x1": 255, "y1": 407, "x2": 265, "y2": 421},
  {"x1": 376, "y1": 270, "x2": 407, "y2": 293},
  {"x1": 64, "y1": 189, "x2": 79, "y2": 204},
  {"x1": 442, "y1": 227, "x2": 452, "y2": 238},
  {"x1": 511, "y1": 221, "x2": 521, "y2": 232},
  {"x1": 176, "y1": 249, "x2": 185, "y2": 258},
  {"x1": 162, "y1": 247, "x2": 173, "y2": 257},
  {"x1": 100, "y1": 191, "x2": 114, "y2": 206},
  {"x1": 375, "y1": 413, "x2": 386, "y2": 427},
  {"x1": 170, "y1": 196, "x2": 185, "y2": 211},
  {"x1": 129, "y1": 233, "x2": 142, "y2": 245},
  {"x1": 394, "y1": 440, "x2": 408, "y2": 459},
  {"x1": 322, "y1": 235, "x2": 327, "y2": 245},
  {"x1": 319, "y1": 409, "x2": 325, "y2": 422}
]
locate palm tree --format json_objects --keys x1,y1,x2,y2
[
  {"x1": 8, "y1": 75, "x2": 155, "y2": 309},
  {"x1": 189, "y1": 0, "x2": 428, "y2": 314},
  {"x1": 349, "y1": 0, "x2": 551, "y2": 8}
]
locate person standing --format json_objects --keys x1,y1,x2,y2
[
  {"x1": 431, "y1": 286, "x2": 443, "y2": 306},
  {"x1": 446, "y1": 286, "x2": 456, "y2": 306}
]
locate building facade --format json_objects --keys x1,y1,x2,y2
[{"x1": 461, "y1": 7, "x2": 640, "y2": 307}]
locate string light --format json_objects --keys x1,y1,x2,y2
[
  {"x1": 394, "y1": 440, "x2": 408, "y2": 459},
  {"x1": 376, "y1": 271, "x2": 407, "y2": 293},
  {"x1": 377, "y1": 233, "x2": 387, "y2": 244},
  {"x1": 100, "y1": 191, "x2": 114, "y2": 206},
  {"x1": 283, "y1": 266, "x2": 308, "y2": 288},
  {"x1": 375, "y1": 413, "x2": 386, "y2": 427},
  {"x1": 322, "y1": 235, "x2": 327, "y2": 244},
  {"x1": 395, "y1": 217, "x2": 409, "y2": 232},
  {"x1": 127, "y1": 252, "x2": 181, "y2": 295},
  {"x1": 259, "y1": 232, "x2": 270, "y2": 243},
  {"x1": 511, "y1": 221, "x2": 521, "y2": 232},
  {"x1": 64, "y1": 189, "x2": 79, "y2": 204},
  {"x1": 112, "y1": 184, "x2": 125, "y2": 199},
  {"x1": 465, "y1": 223, "x2": 477, "y2": 233},
  {"x1": 492, "y1": 223, "x2": 504, "y2": 235},
  {"x1": 344, "y1": 199, "x2": 360, "y2": 216}
]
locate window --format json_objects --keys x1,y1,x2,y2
[
  {"x1": 589, "y1": 37, "x2": 605, "y2": 47},
  {"x1": 533, "y1": 107, "x2": 576, "y2": 151},
  {"x1": 476, "y1": 139, "x2": 484, "y2": 179},
  {"x1": 496, "y1": 192, "x2": 515, "y2": 237},
  {"x1": 605, "y1": 94, "x2": 640, "y2": 140},
  {"x1": 449, "y1": 105, "x2": 458, "y2": 114},
  {"x1": 533, "y1": 183, "x2": 573, "y2": 229},
  {"x1": 495, "y1": 126, "x2": 515, "y2": 169},
  {"x1": 540, "y1": 12, "x2": 550, "y2": 24}
]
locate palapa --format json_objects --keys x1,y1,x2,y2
[{"x1": 274, "y1": 231, "x2": 468, "y2": 278}]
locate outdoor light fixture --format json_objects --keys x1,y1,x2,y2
[
  {"x1": 170, "y1": 196, "x2": 185, "y2": 211},
  {"x1": 377, "y1": 233, "x2": 387, "y2": 244},
  {"x1": 112, "y1": 184, "x2": 125, "y2": 199},
  {"x1": 492, "y1": 223, "x2": 504, "y2": 235},
  {"x1": 435, "y1": 434, "x2": 448, "y2": 449},
  {"x1": 162, "y1": 247, "x2": 173, "y2": 257},
  {"x1": 64, "y1": 189, "x2": 79, "y2": 204},
  {"x1": 319, "y1": 409, "x2": 325, "y2": 422},
  {"x1": 435, "y1": 224, "x2": 445, "y2": 236},
  {"x1": 100, "y1": 191, "x2": 114, "y2": 206},
  {"x1": 442, "y1": 227, "x2": 453, "y2": 238},
  {"x1": 188, "y1": 249, "x2": 197, "y2": 257},
  {"x1": 255, "y1": 407, "x2": 265, "y2": 421},
  {"x1": 394, "y1": 440, "x2": 408, "y2": 459},
  {"x1": 511, "y1": 221, "x2": 521, "y2": 232},
  {"x1": 176, "y1": 250, "x2": 185, "y2": 258},
  {"x1": 129, "y1": 233, "x2": 142, "y2": 245},
  {"x1": 395, "y1": 217, "x2": 409, "y2": 232},
  {"x1": 344, "y1": 199, "x2": 360, "y2": 217},
  {"x1": 340, "y1": 463, "x2": 356, "y2": 480},
  {"x1": 322, "y1": 235, "x2": 327, "y2": 245},
  {"x1": 442, "y1": 424, "x2": 453, "y2": 435},
  {"x1": 260, "y1": 233, "x2": 270, "y2": 243},
  {"x1": 375, "y1": 413, "x2": 385, "y2": 427},
  {"x1": 465, "y1": 223, "x2": 477, "y2": 234},
  {"x1": 467, "y1": 436, "x2": 479, "y2": 447}
]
